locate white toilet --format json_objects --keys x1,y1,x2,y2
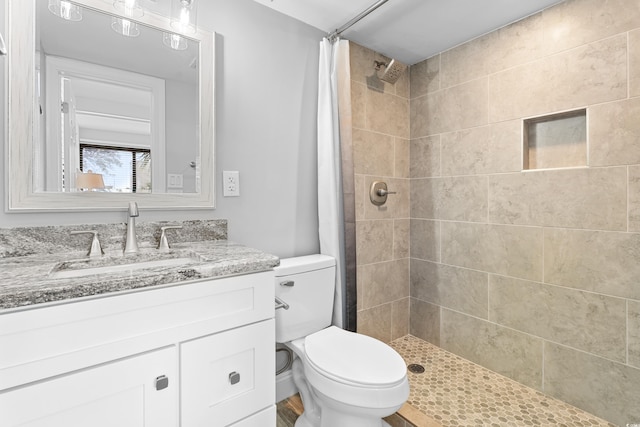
[{"x1": 274, "y1": 254, "x2": 409, "y2": 427}]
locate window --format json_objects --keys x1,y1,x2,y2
[{"x1": 80, "y1": 144, "x2": 151, "y2": 193}]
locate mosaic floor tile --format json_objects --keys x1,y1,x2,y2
[{"x1": 389, "y1": 335, "x2": 616, "y2": 427}]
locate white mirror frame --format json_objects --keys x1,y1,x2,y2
[{"x1": 5, "y1": 0, "x2": 215, "y2": 211}]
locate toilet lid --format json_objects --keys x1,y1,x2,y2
[{"x1": 304, "y1": 327, "x2": 407, "y2": 387}]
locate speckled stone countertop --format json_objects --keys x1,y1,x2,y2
[{"x1": 0, "y1": 220, "x2": 279, "y2": 311}]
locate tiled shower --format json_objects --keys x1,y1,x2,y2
[{"x1": 350, "y1": 0, "x2": 640, "y2": 424}]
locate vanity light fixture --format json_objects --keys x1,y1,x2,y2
[
  {"x1": 111, "y1": 17, "x2": 140, "y2": 37},
  {"x1": 170, "y1": 0, "x2": 198, "y2": 35},
  {"x1": 163, "y1": 32, "x2": 188, "y2": 50},
  {"x1": 48, "y1": 0, "x2": 83, "y2": 21},
  {"x1": 113, "y1": 0, "x2": 144, "y2": 18}
]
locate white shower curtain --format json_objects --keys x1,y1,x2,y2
[{"x1": 317, "y1": 38, "x2": 347, "y2": 328}]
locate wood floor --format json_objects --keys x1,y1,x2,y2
[{"x1": 276, "y1": 394, "x2": 303, "y2": 427}]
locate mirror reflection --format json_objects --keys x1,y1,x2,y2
[{"x1": 35, "y1": 1, "x2": 200, "y2": 194}]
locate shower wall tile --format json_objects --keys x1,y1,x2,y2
[
  {"x1": 411, "y1": 176, "x2": 488, "y2": 222},
  {"x1": 353, "y1": 129, "x2": 395, "y2": 176},
  {"x1": 394, "y1": 138, "x2": 410, "y2": 178},
  {"x1": 360, "y1": 259, "x2": 409, "y2": 309},
  {"x1": 411, "y1": 259, "x2": 489, "y2": 319},
  {"x1": 393, "y1": 219, "x2": 410, "y2": 259},
  {"x1": 544, "y1": 228, "x2": 640, "y2": 300},
  {"x1": 358, "y1": 303, "x2": 392, "y2": 343},
  {"x1": 349, "y1": 41, "x2": 374, "y2": 86},
  {"x1": 410, "y1": 78, "x2": 488, "y2": 138},
  {"x1": 441, "y1": 14, "x2": 544, "y2": 89},
  {"x1": 542, "y1": 0, "x2": 640, "y2": 56},
  {"x1": 544, "y1": 342, "x2": 640, "y2": 427},
  {"x1": 410, "y1": 55, "x2": 440, "y2": 99},
  {"x1": 488, "y1": 167, "x2": 627, "y2": 231},
  {"x1": 362, "y1": 177, "x2": 410, "y2": 220},
  {"x1": 356, "y1": 219, "x2": 394, "y2": 264},
  {"x1": 410, "y1": 136, "x2": 441, "y2": 178},
  {"x1": 441, "y1": 222, "x2": 543, "y2": 281},
  {"x1": 391, "y1": 297, "x2": 410, "y2": 341},
  {"x1": 629, "y1": 165, "x2": 640, "y2": 232},
  {"x1": 409, "y1": 297, "x2": 440, "y2": 346},
  {"x1": 351, "y1": 82, "x2": 366, "y2": 129},
  {"x1": 630, "y1": 300, "x2": 640, "y2": 368},
  {"x1": 365, "y1": 90, "x2": 409, "y2": 138},
  {"x1": 489, "y1": 275, "x2": 626, "y2": 362},
  {"x1": 441, "y1": 309, "x2": 543, "y2": 390},
  {"x1": 631, "y1": 29, "x2": 640, "y2": 97},
  {"x1": 410, "y1": 219, "x2": 440, "y2": 262},
  {"x1": 590, "y1": 98, "x2": 640, "y2": 166},
  {"x1": 440, "y1": 120, "x2": 522, "y2": 176},
  {"x1": 354, "y1": 174, "x2": 365, "y2": 221},
  {"x1": 488, "y1": 35, "x2": 627, "y2": 123}
]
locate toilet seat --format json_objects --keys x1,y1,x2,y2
[{"x1": 303, "y1": 326, "x2": 407, "y2": 388}]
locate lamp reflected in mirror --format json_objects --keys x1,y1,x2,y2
[
  {"x1": 112, "y1": 17, "x2": 140, "y2": 37},
  {"x1": 76, "y1": 171, "x2": 106, "y2": 192},
  {"x1": 113, "y1": 0, "x2": 144, "y2": 18},
  {"x1": 170, "y1": 0, "x2": 198, "y2": 35},
  {"x1": 48, "y1": 0, "x2": 82, "y2": 21},
  {"x1": 163, "y1": 32, "x2": 188, "y2": 50}
]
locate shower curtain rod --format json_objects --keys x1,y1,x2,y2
[{"x1": 327, "y1": 0, "x2": 390, "y2": 41}]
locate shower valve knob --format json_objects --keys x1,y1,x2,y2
[{"x1": 370, "y1": 181, "x2": 396, "y2": 206}]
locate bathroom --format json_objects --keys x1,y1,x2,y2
[{"x1": 1, "y1": 0, "x2": 640, "y2": 426}]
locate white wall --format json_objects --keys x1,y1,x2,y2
[{"x1": 0, "y1": 0, "x2": 323, "y2": 258}]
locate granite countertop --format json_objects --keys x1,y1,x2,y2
[{"x1": 0, "y1": 240, "x2": 280, "y2": 311}]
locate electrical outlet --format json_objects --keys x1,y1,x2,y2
[{"x1": 223, "y1": 171, "x2": 240, "y2": 197}]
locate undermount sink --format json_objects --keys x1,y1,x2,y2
[{"x1": 49, "y1": 251, "x2": 202, "y2": 279}]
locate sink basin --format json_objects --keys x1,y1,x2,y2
[{"x1": 49, "y1": 251, "x2": 201, "y2": 279}]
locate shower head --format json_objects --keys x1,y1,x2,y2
[{"x1": 374, "y1": 59, "x2": 407, "y2": 84}]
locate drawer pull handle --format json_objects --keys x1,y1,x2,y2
[
  {"x1": 229, "y1": 371, "x2": 241, "y2": 385},
  {"x1": 280, "y1": 280, "x2": 295, "y2": 287},
  {"x1": 155, "y1": 375, "x2": 169, "y2": 391},
  {"x1": 275, "y1": 296, "x2": 290, "y2": 310}
]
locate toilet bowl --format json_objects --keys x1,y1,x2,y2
[{"x1": 275, "y1": 255, "x2": 409, "y2": 427}]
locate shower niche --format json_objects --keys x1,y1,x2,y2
[{"x1": 523, "y1": 108, "x2": 587, "y2": 170}]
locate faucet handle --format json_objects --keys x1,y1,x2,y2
[
  {"x1": 71, "y1": 231, "x2": 104, "y2": 258},
  {"x1": 158, "y1": 226, "x2": 182, "y2": 252}
]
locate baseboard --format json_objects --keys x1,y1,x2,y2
[{"x1": 276, "y1": 369, "x2": 298, "y2": 403}]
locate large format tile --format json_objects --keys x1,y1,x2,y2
[
  {"x1": 410, "y1": 78, "x2": 488, "y2": 138},
  {"x1": 630, "y1": 165, "x2": 640, "y2": 231},
  {"x1": 544, "y1": 343, "x2": 640, "y2": 427},
  {"x1": 409, "y1": 219, "x2": 440, "y2": 262},
  {"x1": 410, "y1": 56, "x2": 440, "y2": 99},
  {"x1": 409, "y1": 297, "x2": 440, "y2": 345},
  {"x1": 391, "y1": 297, "x2": 410, "y2": 341},
  {"x1": 411, "y1": 176, "x2": 488, "y2": 222},
  {"x1": 441, "y1": 222, "x2": 543, "y2": 281},
  {"x1": 365, "y1": 89, "x2": 409, "y2": 139},
  {"x1": 632, "y1": 29, "x2": 640, "y2": 97},
  {"x1": 544, "y1": 228, "x2": 640, "y2": 300},
  {"x1": 440, "y1": 120, "x2": 522, "y2": 176},
  {"x1": 353, "y1": 129, "x2": 395, "y2": 176},
  {"x1": 590, "y1": 98, "x2": 640, "y2": 166},
  {"x1": 356, "y1": 219, "x2": 394, "y2": 265},
  {"x1": 489, "y1": 35, "x2": 627, "y2": 122},
  {"x1": 542, "y1": 0, "x2": 640, "y2": 55},
  {"x1": 410, "y1": 136, "x2": 440, "y2": 178},
  {"x1": 489, "y1": 275, "x2": 626, "y2": 362},
  {"x1": 359, "y1": 259, "x2": 409, "y2": 309},
  {"x1": 393, "y1": 219, "x2": 410, "y2": 259},
  {"x1": 630, "y1": 300, "x2": 640, "y2": 368},
  {"x1": 441, "y1": 309, "x2": 543, "y2": 390},
  {"x1": 489, "y1": 167, "x2": 627, "y2": 231},
  {"x1": 362, "y1": 177, "x2": 410, "y2": 220},
  {"x1": 411, "y1": 259, "x2": 488, "y2": 319},
  {"x1": 358, "y1": 303, "x2": 392, "y2": 343}
]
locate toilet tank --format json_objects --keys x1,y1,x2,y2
[{"x1": 274, "y1": 254, "x2": 336, "y2": 343}]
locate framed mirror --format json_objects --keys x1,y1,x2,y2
[{"x1": 6, "y1": 0, "x2": 215, "y2": 211}]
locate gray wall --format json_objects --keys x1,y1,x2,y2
[{"x1": 0, "y1": 0, "x2": 323, "y2": 258}]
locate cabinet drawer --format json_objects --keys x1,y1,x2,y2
[
  {"x1": 0, "y1": 347, "x2": 177, "y2": 427},
  {"x1": 230, "y1": 405, "x2": 276, "y2": 427},
  {"x1": 181, "y1": 319, "x2": 275, "y2": 427}
]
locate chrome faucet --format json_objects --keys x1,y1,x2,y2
[{"x1": 124, "y1": 201, "x2": 139, "y2": 255}]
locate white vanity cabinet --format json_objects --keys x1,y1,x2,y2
[{"x1": 0, "y1": 271, "x2": 276, "y2": 427}]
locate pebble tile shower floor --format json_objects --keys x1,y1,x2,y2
[{"x1": 388, "y1": 335, "x2": 616, "y2": 427}]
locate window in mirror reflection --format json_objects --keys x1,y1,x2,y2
[{"x1": 80, "y1": 145, "x2": 151, "y2": 193}]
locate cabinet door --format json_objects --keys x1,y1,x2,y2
[
  {"x1": 181, "y1": 319, "x2": 275, "y2": 427},
  {"x1": 230, "y1": 405, "x2": 276, "y2": 427},
  {"x1": 0, "y1": 347, "x2": 177, "y2": 427}
]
